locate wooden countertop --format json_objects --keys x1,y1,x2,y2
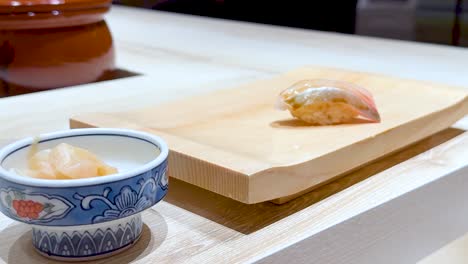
[{"x1": 1, "y1": 5, "x2": 467, "y2": 263}]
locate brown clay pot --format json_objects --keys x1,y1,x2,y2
[{"x1": 0, "y1": 0, "x2": 115, "y2": 96}]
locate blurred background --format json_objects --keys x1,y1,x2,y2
[
  {"x1": 113, "y1": 0, "x2": 468, "y2": 47},
  {"x1": 2, "y1": 0, "x2": 466, "y2": 97}
]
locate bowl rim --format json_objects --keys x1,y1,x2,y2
[{"x1": 0, "y1": 128, "x2": 169, "y2": 188}]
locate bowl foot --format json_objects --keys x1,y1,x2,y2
[{"x1": 31, "y1": 213, "x2": 143, "y2": 261}]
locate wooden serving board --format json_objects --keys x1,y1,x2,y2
[{"x1": 71, "y1": 67, "x2": 468, "y2": 204}]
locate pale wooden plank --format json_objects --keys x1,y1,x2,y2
[
  {"x1": 419, "y1": 233, "x2": 468, "y2": 264},
  {"x1": 108, "y1": 6, "x2": 468, "y2": 87},
  {"x1": 0, "y1": 5, "x2": 467, "y2": 263},
  {"x1": 0, "y1": 130, "x2": 465, "y2": 263},
  {"x1": 71, "y1": 67, "x2": 468, "y2": 203}
]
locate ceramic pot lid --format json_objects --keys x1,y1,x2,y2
[{"x1": 0, "y1": 0, "x2": 111, "y2": 14}]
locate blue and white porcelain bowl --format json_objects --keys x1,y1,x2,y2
[{"x1": 0, "y1": 128, "x2": 169, "y2": 261}]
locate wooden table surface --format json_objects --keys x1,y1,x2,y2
[{"x1": 1, "y1": 5, "x2": 468, "y2": 264}]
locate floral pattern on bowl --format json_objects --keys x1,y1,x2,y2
[
  {"x1": 0, "y1": 128, "x2": 169, "y2": 260},
  {"x1": 74, "y1": 175, "x2": 160, "y2": 223},
  {"x1": 0, "y1": 160, "x2": 168, "y2": 226},
  {"x1": 33, "y1": 214, "x2": 143, "y2": 259},
  {"x1": 0, "y1": 188, "x2": 74, "y2": 223}
]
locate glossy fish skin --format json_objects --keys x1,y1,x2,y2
[{"x1": 277, "y1": 79, "x2": 381, "y2": 125}]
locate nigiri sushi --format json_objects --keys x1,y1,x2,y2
[{"x1": 276, "y1": 79, "x2": 381, "y2": 125}]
